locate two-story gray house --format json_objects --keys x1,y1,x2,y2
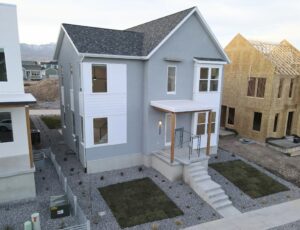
[{"x1": 54, "y1": 7, "x2": 240, "y2": 216}]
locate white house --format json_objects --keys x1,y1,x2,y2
[{"x1": 0, "y1": 3, "x2": 36, "y2": 203}]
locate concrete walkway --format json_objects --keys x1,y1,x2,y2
[
  {"x1": 185, "y1": 199, "x2": 300, "y2": 230},
  {"x1": 29, "y1": 109, "x2": 60, "y2": 116}
]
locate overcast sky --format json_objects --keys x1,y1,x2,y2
[{"x1": 3, "y1": 0, "x2": 300, "y2": 49}]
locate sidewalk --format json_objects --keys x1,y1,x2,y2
[{"x1": 185, "y1": 198, "x2": 300, "y2": 230}]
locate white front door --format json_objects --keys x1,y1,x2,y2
[{"x1": 165, "y1": 113, "x2": 172, "y2": 146}]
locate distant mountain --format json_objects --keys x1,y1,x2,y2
[{"x1": 20, "y1": 43, "x2": 56, "y2": 61}]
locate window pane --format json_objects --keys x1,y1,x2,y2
[
  {"x1": 256, "y1": 78, "x2": 266, "y2": 98},
  {"x1": 0, "y1": 112, "x2": 13, "y2": 143},
  {"x1": 197, "y1": 113, "x2": 206, "y2": 124},
  {"x1": 289, "y1": 79, "x2": 294, "y2": 98},
  {"x1": 210, "y1": 80, "x2": 218, "y2": 91},
  {"x1": 196, "y1": 124, "x2": 205, "y2": 135},
  {"x1": 0, "y1": 49, "x2": 7, "y2": 82},
  {"x1": 92, "y1": 65, "x2": 107, "y2": 93},
  {"x1": 211, "y1": 68, "x2": 219, "y2": 79},
  {"x1": 93, "y1": 118, "x2": 108, "y2": 144},
  {"x1": 253, "y1": 112, "x2": 262, "y2": 131},
  {"x1": 211, "y1": 112, "x2": 216, "y2": 122},
  {"x1": 228, "y1": 107, "x2": 235, "y2": 125},
  {"x1": 247, "y1": 77, "x2": 256, "y2": 97},
  {"x1": 199, "y1": 80, "x2": 208, "y2": 92},
  {"x1": 207, "y1": 123, "x2": 216, "y2": 134},
  {"x1": 200, "y1": 68, "x2": 209, "y2": 79},
  {"x1": 278, "y1": 79, "x2": 283, "y2": 98},
  {"x1": 167, "y1": 66, "x2": 176, "y2": 92}
]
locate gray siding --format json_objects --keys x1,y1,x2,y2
[{"x1": 143, "y1": 14, "x2": 224, "y2": 153}]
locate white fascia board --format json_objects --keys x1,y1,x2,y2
[
  {"x1": 80, "y1": 53, "x2": 147, "y2": 60},
  {"x1": 0, "y1": 3, "x2": 16, "y2": 7},
  {"x1": 194, "y1": 8, "x2": 231, "y2": 64},
  {"x1": 193, "y1": 59, "x2": 227, "y2": 65}
]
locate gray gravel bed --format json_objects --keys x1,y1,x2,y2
[
  {"x1": 208, "y1": 149, "x2": 300, "y2": 213},
  {"x1": 269, "y1": 220, "x2": 300, "y2": 230},
  {"x1": 0, "y1": 157, "x2": 78, "y2": 230},
  {"x1": 31, "y1": 116, "x2": 222, "y2": 229}
]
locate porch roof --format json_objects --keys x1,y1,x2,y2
[
  {"x1": 150, "y1": 100, "x2": 212, "y2": 113},
  {"x1": 0, "y1": 93, "x2": 36, "y2": 105}
]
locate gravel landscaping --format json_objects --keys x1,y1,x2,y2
[
  {"x1": 31, "y1": 115, "x2": 222, "y2": 229},
  {"x1": 0, "y1": 157, "x2": 78, "y2": 230},
  {"x1": 209, "y1": 149, "x2": 300, "y2": 213},
  {"x1": 269, "y1": 220, "x2": 300, "y2": 230}
]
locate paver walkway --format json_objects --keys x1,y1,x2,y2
[{"x1": 185, "y1": 198, "x2": 300, "y2": 230}]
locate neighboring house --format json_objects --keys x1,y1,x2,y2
[
  {"x1": 22, "y1": 60, "x2": 43, "y2": 80},
  {"x1": 222, "y1": 34, "x2": 300, "y2": 142},
  {"x1": 41, "y1": 60, "x2": 59, "y2": 78},
  {"x1": 0, "y1": 3, "x2": 36, "y2": 203},
  {"x1": 54, "y1": 7, "x2": 229, "y2": 177}
]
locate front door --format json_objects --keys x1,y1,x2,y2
[
  {"x1": 286, "y1": 112, "x2": 294, "y2": 136},
  {"x1": 220, "y1": 105, "x2": 227, "y2": 127},
  {"x1": 165, "y1": 113, "x2": 171, "y2": 146}
]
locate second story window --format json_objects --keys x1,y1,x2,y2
[
  {"x1": 92, "y1": 64, "x2": 107, "y2": 93},
  {"x1": 277, "y1": 78, "x2": 283, "y2": 98},
  {"x1": 199, "y1": 67, "x2": 220, "y2": 92},
  {"x1": 0, "y1": 49, "x2": 7, "y2": 82},
  {"x1": 247, "y1": 77, "x2": 266, "y2": 98},
  {"x1": 167, "y1": 66, "x2": 176, "y2": 94}
]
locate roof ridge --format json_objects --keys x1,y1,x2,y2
[{"x1": 126, "y1": 6, "x2": 195, "y2": 31}]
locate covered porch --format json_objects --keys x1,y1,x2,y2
[{"x1": 150, "y1": 100, "x2": 214, "y2": 165}]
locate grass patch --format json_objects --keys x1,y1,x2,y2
[
  {"x1": 98, "y1": 177, "x2": 183, "y2": 228},
  {"x1": 41, "y1": 115, "x2": 61, "y2": 129},
  {"x1": 210, "y1": 160, "x2": 289, "y2": 198}
]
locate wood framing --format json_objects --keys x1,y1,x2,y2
[{"x1": 25, "y1": 106, "x2": 34, "y2": 168}]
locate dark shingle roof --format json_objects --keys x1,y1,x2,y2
[
  {"x1": 127, "y1": 7, "x2": 195, "y2": 56},
  {"x1": 62, "y1": 7, "x2": 195, "y2": 57}
]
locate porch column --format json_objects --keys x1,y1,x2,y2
[
  {"x1": 206, "y1": 110, "x2": 212, "y2": 156},
  {"x1": 25, "y1": 105, "x2": 34, "y2": 168},
  {"x1": 170, "y1": 112, "x2": 176, "y2": 163}
]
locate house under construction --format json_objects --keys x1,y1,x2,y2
[{"x1": 221, "y1": 34, "x2": 300, "y2": 142}]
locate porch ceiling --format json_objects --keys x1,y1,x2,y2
[{"x1": 150, "y1": 100, "x2": 212, "y2": 113}]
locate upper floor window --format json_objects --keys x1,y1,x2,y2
[
  {"x1": 247, "y1": 77, "x2": 266, "y2": 98},
  {"x1": 199, "y1": 67, "x2": 220, "y2": 92},
  {"x1": 0, "y1": 112, "x2": 13, "y2": 143},
  {"x1": 167, "y1": 66, "x2": 176, "y2": 94},
  {"x1": 0, "y1": 49, "x2": 7, "y2": 82},
  {"x1": 289, "y1": 79, "x2": 294, "y2": 98},
  {"x1": 92, "y1": 65, "x2": 107, "y2": 93},
  {"x1": 277, "y1": 78, "x2": 283, "y2": 98}
]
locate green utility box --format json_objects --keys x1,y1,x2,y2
[{"x1": 50, "y1": 195, "x2": 70, "y2": 219}]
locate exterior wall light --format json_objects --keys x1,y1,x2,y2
[{"x1": 158, "y1": 121, "x2": 162, "y2": 135}]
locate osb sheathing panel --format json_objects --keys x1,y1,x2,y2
[{"x1": 222, "y1": 34, "x2": 300, "y2": 141}]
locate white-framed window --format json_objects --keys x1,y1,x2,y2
[
  {"x1": 196, "y1": 111, "x2": 216, "y2": 135},
  {"x1": 0, "y1": 48, "x2": 7, "y2": 82},
  {"x1": 199, "y1": 67, "x2": 220, "y2": 92},
  {"x1": 167, "y1": 66, "x2": 176, "y2": 94},
  {"x1": 92, "y1": 64, "x2": 107, "y2": 93},
  {"x1": 93, "y1": 117, "x2": 108, "y2": 144},
  {"x1": 0, "y1": 112, "x2": 13, "y2": 143}
]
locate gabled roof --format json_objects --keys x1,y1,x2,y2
[
  {"x1": 54, "y1": 7, "x2": 229, "y2": 62},
  {"x1": 249, "y1": 40, "x2": 300, "y2": 75}
]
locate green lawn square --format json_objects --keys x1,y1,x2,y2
[{"x1": 98, "y1": 177, "x2": 183, "y2": 228}]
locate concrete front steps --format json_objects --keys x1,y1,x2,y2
[{"x1": 184, "y1": 161, "x2": 241, "y2": 217}]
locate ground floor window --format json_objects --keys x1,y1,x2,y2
[
  {"x1": 196, "y1": 111, "x2": 216, "y2": 135},
  {"x1": 253, "y1": 112, "x2": 262, "y2": 131},
  {"x1": 228, "y1": 107, "x2": 235, "y2": 125},
  {"x1": 93, "y1": 117, "x2": 108, "y2": 144},
  {"x1": 273, "y1": 113, "x2": 279, "y2": 132},
  {"x1": 0, "y1": 112, "x2": 13, "y2": 143}
]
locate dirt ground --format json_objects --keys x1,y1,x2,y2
[{"x1": 219, "y1": 135, "x2": 300, "y2": 187}]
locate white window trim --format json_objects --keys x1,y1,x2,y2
[
  {"x1": 194, "y1": 111, "x2": 217, "y2": 136},
  {"x1": 93, "y1": 117, "x2": 108, "y2": 146},
  {"x1": 167, "y1": 65, "x2": 176, "y2": 95},
  {"x1": 198, "y1": 65, "x2": 221, "y2": 93},
  {"x1": 91, "y1": 63, "x2": 108, "y2": 94}
]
